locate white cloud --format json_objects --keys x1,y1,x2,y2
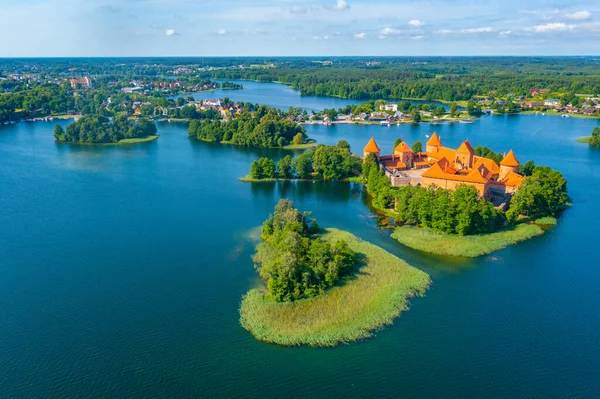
[
  {"x1": 336, "y1": 0, "x2": 349, "y2": 10},
  {"x1": 461, "y1": 27, "x2": 493, "y2": 34},
  {"x1": 499, "y1": 30, "x2": 511, "y2": 36},
  {"x1": 435, "y1": 29, "x2": 453, "y2": 35},
  {"x1": 565, "y1": 11, "x2": 591, "y2": 21},
  {"x1": 380, "y1": 27, "x2": 403, "y2": 36},
  {"x1": 411, "y1": 35, "x2": 424, "y2": 40},
  {"x1": 312, "y1": 35, "x2": 330, "y2": 40},
  {"x1": 408, "y1": 20, "x2": 424, "y2": 27},
  {"x1": 165, "y1": 29, "x2": 177, "y2": 36},
  {"x1": 214, "y1": 29, "x2": 228, "y2": 35},
  {"x1": 526, "y1": 23, "x2": 575, "y2": 33},
  {"x1": 353, "y1": 32, "x2": 367, "y2": 39}
]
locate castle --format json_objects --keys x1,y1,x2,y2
[{"x1": 363, "y1": 133, "x2": 524, "y2": 202}]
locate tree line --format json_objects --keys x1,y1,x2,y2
[{"x1": 253, "y1": 199, "x2": 356, "y2": 302}]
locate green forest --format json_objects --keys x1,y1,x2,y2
[
  {"x1": 53, "y1": 115, "x2": 157, "y2": 144},
  {"x1": 253, "y1": 199, "x2": 356, "y2": 302}
]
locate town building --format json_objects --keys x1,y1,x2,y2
[
  {"x1": 70, "y1": 77, "x2": 92, "y2": 89},
  {"x1": 363, "y1": 134, "x2": 525, "y2": 203}
]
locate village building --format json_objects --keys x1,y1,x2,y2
[
  {"x1": 70, "y1": 77, "x2": 92, "y2": 89},
  {"x1": 363, "y1": 133, "x2": 525, "y2": 204}
]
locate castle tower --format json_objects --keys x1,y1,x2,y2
[
  {"x1": 455, "y1": 140, "x2": 474, "y2": 170},
  {"x1": 426, "y1": 132, "x2": 442, "y2": 154},
  {"x1": 363, "y1": 137, "x2": 381, "y2": 160},
  {"x1": 500, "y1": 150, "x2": 520, "y2": 179},
  {"x1": 394, "y1": 141, "x2": 414, "y2": 168}
]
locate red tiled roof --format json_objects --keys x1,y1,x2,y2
[
  {"x1": 364, "y1": 137, "x2": 381, "y2": 153},
  {"x1": 427, "y1": 132, "x2": 442, "y2": 147},
  {"x1": 500, "y1": 150, "x2": 520, "y2": 167},
  {"x1": 394, "y1": 142, "x2": 413, "y2": 153}
]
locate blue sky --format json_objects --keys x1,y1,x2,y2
[{"x1": 1, "y1": 0, "x2": 599, "y2": 56}]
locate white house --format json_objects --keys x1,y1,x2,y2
[{"x1": 544, "y1": 99, "x2": 561, "y2": 107}]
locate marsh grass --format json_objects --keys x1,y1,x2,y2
[
  {"x1": 117, "y1": 135, "x2": 159, "y2": 144},
  {"x1": 391, "y1": 223, "x2": 547, "y2": 258},
  {"x1": 239, "y1": 228, "x2": 431, "y2": 347},
  {"x1": 577, "y1": 137, "x2": 592, "y2": 143}
]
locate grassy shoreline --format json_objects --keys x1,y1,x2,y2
[
  {"x1": 521, "y1": 110, "x2": 600, "y2": 120},
  {"x1": 57, "y1": 135, "x2": 159, "y2": 146},
  {"x1": 577, "y1": 137, "x2": 593, "y2": 143},
  {"x1": 239, "y1": 228, "x2": 431, "y2": 347},
  {"x1": 391, "y1": 218, "x2": 556, "y2": 258}
]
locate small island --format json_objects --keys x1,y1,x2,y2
[
  {"x1": 240, "y1": 140, "x2": 359, "y2": 182},
  {"x1": 240, "y1": 200, "x2": 431, "y2": 347},
  {"x1": 360, "y1": 136, "x2": 568, "y2": 257},
  {"x1": 53, "y1": 115, "x2": 158, "y2": 145},
  {"x1": 577, "y1": 127, "x2": 600, "y2": 147},
  {"x1": 188, "y1": 104, "x2": 309, "y2": 148}
]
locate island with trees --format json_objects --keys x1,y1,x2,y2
[
  {"x1": 53, "y1": 115, "x2": 158, "y2": 144},
  {"x1": 241, "y1": 140, "x2": 360, "y2": 182},
  {"x1": 358, "y1": 146, "x2": 569, "y2": 257},
  {"x1": 577, "y1": 127, "x2": 600, "y2": 147},
  {"x1": 187, "y1": 104, "x2": 311, "y2": 149},
  {"x1": 239, "y1": 199, "x2": 431, "y2": 347}
]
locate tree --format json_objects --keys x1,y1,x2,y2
[
  {"x1": 250, "y1": 160, "x2": 263, "y2": 179},
  {"x1": 292, "y1": 133, "x2": 305, "y2": 145},
  {"x1": 393, "y1": 138, "x2": 403, "y2": 148},
  {"x1": 590, "y1": 127, "x2": 600, "y2": 147},
  {"x1": 295, "y1": 150, "x2": 314, "y2": 178},
  {"x1": 313, "y1": 146, "x2": 355, "y2": 180},
  {"x1": 259, "y1": 158, "x2": 276, "y2": 178},
  {"x1": 412, "y1": 140, "x2": 423, "y2": 153},
  {"x1": 176, "y1": 97, "x2": 185, "y2": 107},
  {"x1": 336, "y1": 140, "x2": 351, "y2": 151},
  {"x1": 518, "y1": 160, "x2": 536, "y2": 176},
  {"x1": 53, "y1": 125, "x2": 65, "y2": 141},
  {"x1": 277, "y1": 155, "x2": 293, "y2": 179},
  {"x1": 253, "y1": 200, "x2": 355, "y2": 302},
  {"x1": 411, "y1": 109, "x2": 421, "y2": 123},
  {"x1": 466, "y1": 101, "x2": 482, "y2": 116},
  {"x1": 434, "y1": 105, "x2": 446, "y2": 117},
  {"x1": 507, "y1": 166, "x2": 569, "y2": 222},
  {"x1": 449, "y1": 102, "x2": 459, "y2": 117}
]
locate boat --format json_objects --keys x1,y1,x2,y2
[
  {"x1": 459, "y1": 119, "x2": 474, "y2": 124},
  {"x1": 380, "y1": 121, "x2": 390, "y2": 127},
  {"x1": 562, "y1": 114, "x2": 570, "y2": 118}
]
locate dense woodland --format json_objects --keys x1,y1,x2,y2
[
  {"x1": 210, "y1": 57, "x2": 600, "y2": 102},
  {"x1": 253, "y1": 199, "x2": 356, "y2": 302},
  {"x1": 248, "y1": 141, "x2": 360, "y2": 180},
  {"x1": 187, "y1": 105, "x2": 306, "y2": 147},
  {"x1": 361, "y1": 153, "x2": 568, "y2": 235},
  {"x1": 53, "y1": 115, "x2": 157, "y2": 143}
]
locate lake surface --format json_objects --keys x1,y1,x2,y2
[
  {"x1": 1, "y1": 83, "x2": 600, "y2": 398},
  {"x1": 177, "y1": 79, "x2": 448, "y2": 111}
]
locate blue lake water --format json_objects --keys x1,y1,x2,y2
[
  {"x1": 177, "y1": 79, "x2": 449, "y2": 111},
  {"x1": 1, "y1": 83, "x2": 600, "y2": 398}
]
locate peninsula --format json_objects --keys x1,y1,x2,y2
[{"x1": 240, "y1": 200, "x2": 430, "y2": 347}]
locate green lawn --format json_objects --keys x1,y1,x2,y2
[
  {"x1": 239, "y1": 228, "x2": 431, "y2": 347},
  {"x1": 576, "y1": 137, "x2": 592, "y2": 144},
  {"x1": 391, "y1": 221, "x2": 553, "y2": 258}
]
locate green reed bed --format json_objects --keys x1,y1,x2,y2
[
  {"x1": 391, "y1": 222, "x2": 550, "y2": 258},
  {"x1": 239, "y1": 228, "x2": 431, "y2": 347}
]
